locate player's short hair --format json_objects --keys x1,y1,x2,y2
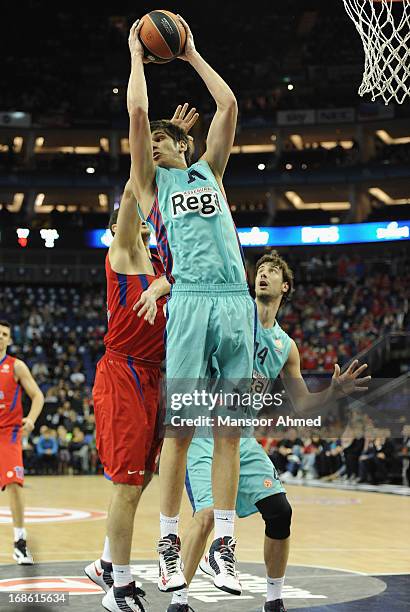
[
  {"x1": 255, "y1": 250, "x2": 294, "y2": 306},
  {"x1": 108, "y1": 209, "x2": 119, "y2": 236},
  {"x1": 0, "y1": 320, "x2": 11, "y2": 330},
  {"x1": 150, "y1": 120, "x2": 193, "y2": 165}
]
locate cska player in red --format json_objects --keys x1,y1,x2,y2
[
  {"x1": 0, "y1": 320, "x2": 44, "y2": 564},
  {"x1": 85, "y1": 178, "x2": 169, "y2": 612}
]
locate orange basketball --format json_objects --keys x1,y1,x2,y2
[{"x1": 139, "y1": 9, "x2": 186, "y2": 64}]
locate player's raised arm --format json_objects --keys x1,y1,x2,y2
[
  {"x1": 111, "y1": 178, "x2": 141, "y2": 250},
  {"x1": 127, "y1": 20, "x2": 155, "y2": 214},
  {"x1": 281, "y1": 340, "x2": 371, "y2": 416},
  {"x1": 14, "y1": 360, "x2": 44, "y2": 436},
  {"x1": 177, "y1": 15, "x2": 237, "y2": 180}
]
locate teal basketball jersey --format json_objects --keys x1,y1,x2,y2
[
  {"x1": 252, "y1": 319, "x2": 292, "y2": 395},
  {"x1": 146, "y1": 159, "x2": 246, "y2": 284}
]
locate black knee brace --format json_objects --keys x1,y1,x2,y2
[{"x1": 255, "y1": 493, "x2": 292, "y2": 540}]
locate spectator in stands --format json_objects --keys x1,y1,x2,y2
[
  {"x1": 69, "y1": 426, "x2": 89, "y2": 474},
  {"x1": 57, "y1": 425, "x2": 71, "y2": 475},
  {"x1": 269, "y1": 429, "x2": 304, "y2": 480},
  {"x1": 342, "y1": 427, "x2": 365, "y2": 481},
  {"x1": 358, "y1": 428, "x2": 396, "y2": 484},
  {"x1": 36, "y1": 426, "x2": 59, "y2": 474},
  {"x1": 316, "y1": 439, "x2": 344, "y2": 480},
  {"x1": 70, "y1": 365, "x2": 86, "y2": 386},
  {"x1": 301, "y1": 433, "x2": 325, "y2": 479}
]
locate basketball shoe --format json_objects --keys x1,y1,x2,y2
[
  {"x1": 84, "y1": 558, "x2": 114, "y2": 592},
  {"x1": 102, "y1": 582, "x2": 146, "y2": 612},
  {"x1": 262, "y1": 600, "x2": 287, "y2": 611},
  {"x1": 13, "y1": 539, "x2": 33, "y2": 565},
  {"x1": 199, "y1": 553, "x2": 212, "y2": 576},
  {"x1": 166, "y1": 605, "x2": 196, "y2": 611},
  {"x1": 208, "y1": 537, "x2": 241, "y2": 595},
  {"x1": 157, "y1": 534, "x2": 186, "y2": 592}
]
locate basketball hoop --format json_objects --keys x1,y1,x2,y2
[{"x1": 342, "y1": 0, "x2": 410, "y2": 104}]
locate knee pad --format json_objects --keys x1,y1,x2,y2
[{"x1": 255, "y1": 493, "x2": 292, "y2": 540}]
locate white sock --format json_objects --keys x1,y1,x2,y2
[
  {"x1": 160, "y1": 513, "x2": 179, "y2": 538},
  {"x1": 102, "y1": 536, "x2": 112, "y2": 563},
  {"x1": 14, "y1": 527, "x2": 26, "y2": 541},
  {"x1": 112, "y1": 564, "x2": 132, "y2": 588},
  {"x1": 171, "y1": 587, "x2": 189, "y2": 605},
  {"x1": 267, "y1": 576, "x2": 285, "y2": 602},
  {"x1": 214, "y1": 509, "x2": 235, "y2": 539}
]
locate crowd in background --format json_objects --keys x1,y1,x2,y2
[
  {"x1": 258, "y1": 421, "x2": 410, "y2": 486},
  {"x1": 1, "y1": 251, "x2": 408, "y2": 485}
]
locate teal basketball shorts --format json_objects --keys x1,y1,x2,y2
[
  {"x1": 186, "y1": 436, "x2": 285, "y2": 518},
  {"x1": 165, "y1": 283, "x2": 256, "y2": 425}
]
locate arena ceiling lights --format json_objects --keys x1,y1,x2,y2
[
  {"x1": 0, "y1": 193, "x2": 24, "y2": 212},
  {"x1": 368, "y1": 188, "x2": 410, "y2": 205},
  {"x1": 230, "y1": 144, "x2": 276, "y2": 154},
  {"x1": 285, "y1": 191, "x2": 351, "y2": 211},
  {"x1": 289, "y1": 135, "x2": 354, "y2": 150},
  {"x1": 376, "y1": 130, "x2": 410, "y2": 145}
]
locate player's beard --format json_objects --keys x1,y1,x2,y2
[{"x1": 256, "y1": 291, "x2": 278, "y2": 305}]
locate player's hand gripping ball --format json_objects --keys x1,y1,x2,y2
[{"x1": 138, "y1": 9, "x2": 186, "y2": 63}]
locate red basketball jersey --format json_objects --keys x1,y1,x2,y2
[
  {"x1": 104, "y1": 251, "x2": 166, "y2": 364},
  {"x1": 0, "y1": 355, "x2": 23, "y2": 429}
]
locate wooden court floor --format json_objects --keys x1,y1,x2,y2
[{"x1": 0, "y1": 475, "x2": 409, "y2": 574}]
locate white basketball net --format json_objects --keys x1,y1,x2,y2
[{"x1": 342, "y1": 0, "x2": 410, "y2": 104}]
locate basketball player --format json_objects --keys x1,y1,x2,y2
[
  {"x1": 84, "y1": 177, "x2": 171, "y2": 612},
  {"x1": 167, "y1": 251, "x2": 370, "y2": 612},
  {"x1": 0, "y1": 320, "x2": 44, "y2": 564},
  {"x1": 127, "y1": 17, "x2": 254, "y2": 596}
]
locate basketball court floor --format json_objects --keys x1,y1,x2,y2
[{"x1": 0, "y1": 475, "x2": 409, "y2": 611}]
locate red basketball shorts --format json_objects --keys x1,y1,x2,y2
[
  {"x1": 0, "y1": 427, "x2": 24, "y2": 491},
  {"x1": 93, "y1": 352, "x2": 164, "y2": 486}
]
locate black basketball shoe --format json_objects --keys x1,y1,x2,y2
[
  {"x1": 13, "y1": 539, "x2": 33, "y2": 565},
  {"x1": 262, "y1": 599, "x2": 287, "y2": 611}
]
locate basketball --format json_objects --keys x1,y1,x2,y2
[{"x1": 139, "y1": 9, "x2": 186, "y2": 63}]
